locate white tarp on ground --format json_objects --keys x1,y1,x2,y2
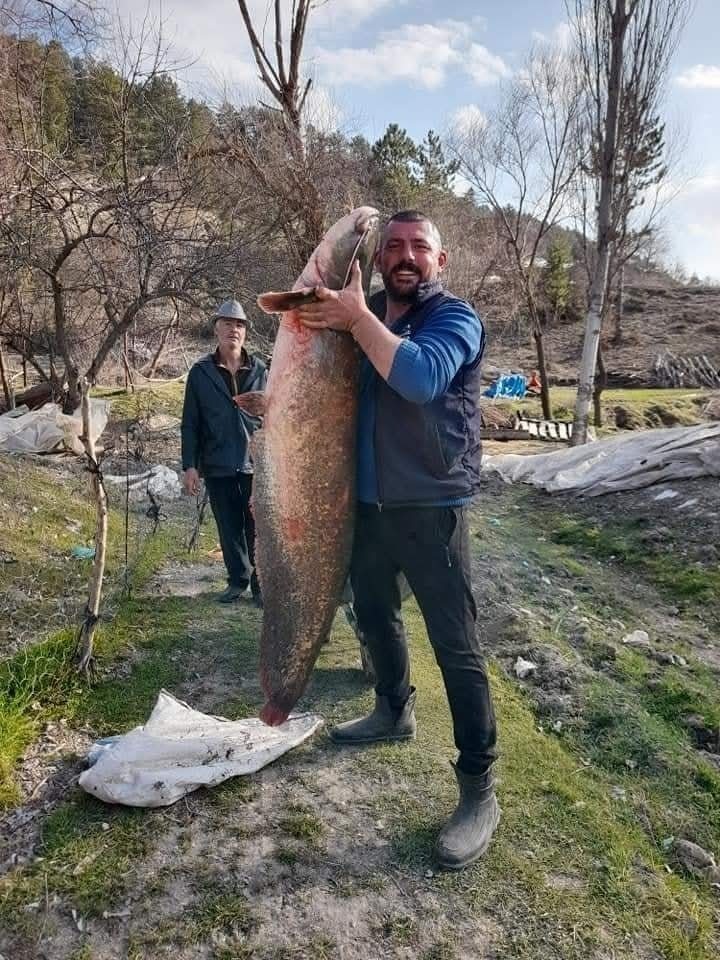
[
  {"x1": 482, "y1": 423, "x2": 720, "y2": 496},
  {"x1": 0, "y1": 400, "x2": 109, "y2": 455},
  {"x1": 104, "y1": 464, "x2": 182, "y2": 501},
  {"x1": 79, "y1": 690, "x2": 323, "y2": 807}
]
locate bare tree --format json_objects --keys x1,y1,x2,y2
[
  {"x1": 568, "y1": 0, "x2": 692, "y2": 445},
  {"x1": 448, "y1": 47, "x2": 583, "y2": 419},
  {"x1": 231, "y1": 0, "x2": 348, "y2": 273},
  {"x1": 0, "y1": 12, "x2": 245, "y2": 409}
]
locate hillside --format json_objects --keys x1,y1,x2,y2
[{"x1": 481, "y1": 282, "x2": 720, "y2": 386}]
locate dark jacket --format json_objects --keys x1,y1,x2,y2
[
  {"x1": 370, "y1": 284, "x2": 485, "y2": 506},
  {"x1": 181, "y1": 351, "x2": 267, "y2": 477}
]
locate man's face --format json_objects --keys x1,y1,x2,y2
[
  {"x1": 215, "y1": 317, "x2": 247, "y2": 351},
  {"x1": 376, "y1": 219, "x2": 447, "y2": 303}
]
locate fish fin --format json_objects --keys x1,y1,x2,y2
[
  {"x1": 260, "y1": 701, "x2": 290, "y2": 726},
  {"x1": 257, "y1": 289, "x2": 318, "y2": 314}
]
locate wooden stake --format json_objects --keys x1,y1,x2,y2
[{"x1": 76, "y1": 380, "x2": 109, "y2": 674}]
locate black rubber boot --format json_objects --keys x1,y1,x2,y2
[
  {"x1": 435, "y1": 764, "x2": 500, "y2": 870},
  {"x1": 329, "y1": 689, "x2": 417, "y2": 744},
  {"x1": 218, "y1": 584, "x2": 246, "y2": 604}
]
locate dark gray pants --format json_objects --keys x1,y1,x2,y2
[
  {"x1": 350, "y1": 504, "x2": 497, "y2": 775},
  {"x1": 205, "y1": 473, "x2": 257, "y2": 591}
]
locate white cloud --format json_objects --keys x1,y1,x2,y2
[
  {"x1": 314, "y1": 20, "x2": 509, "y2": 91},
  {"x1": 464, "y1": 44, "x2": 511, "y2": 85},
  {"x1": 304, "y1": 85, "x2": 345, "y2": 133},
  {"x1": 449, "y1": 104, "x2": 487, "y2": 137},
  {"x1": 315, "y1": 21, "x2": 470, "y2": 90},
  {"x1": 665, "y1": 167, "x2": 720, "y2": 280},
  {"x1": 676, "y1": 64, "x2": 720, "y2": 89},
  {"x1": 314, "y1": 0, "x2": 399, "y2": 26},
  {"x1": 531, "y1": 21, "x2": 573, "y2": 50}
]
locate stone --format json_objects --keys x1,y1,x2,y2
[
  {"x1": 622, "y1": 630, "x2": 651, "y2": 648},
  {"x1": 514, "y1": 656, "x2": 538, "y2": 680}
]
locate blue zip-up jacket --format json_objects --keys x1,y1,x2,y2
[
  {"x1": 181, "y1": 351, "x2": 267, "y2": 477},
  {"x1": 357, "y1": 282, "x2": 485, "y2": 507}
]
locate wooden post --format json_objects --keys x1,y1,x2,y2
[{"x1": 76, "y1": 379, "x2": 109, "y2": 674}]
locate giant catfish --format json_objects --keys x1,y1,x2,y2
[{"x1": 253, "y1": 206, "x2": 380, "y2": 725}]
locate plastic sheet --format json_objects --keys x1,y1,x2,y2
[
  {"x1": 104, "y1": 464, "x2": 182, "y2": 501},
  {"x1": 79, "y1": 690, "x2": 323, "y2": 807},
  {"x1": 0, "y1": 400, "x2": 109, "y2": 455},
  {"x1": 482, "y1": 424, "x2": 720, "y2": 496}
]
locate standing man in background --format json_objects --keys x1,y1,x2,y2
[{"x1": 181, "y1": 299, "x2": 267, "y2": 605}]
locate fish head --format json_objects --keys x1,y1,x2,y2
[{"x1": 257, "y1": 206, "x2": 380, "y2": 314}]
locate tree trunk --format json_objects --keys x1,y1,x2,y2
[
  {"x1": 122, "y1": 332, "x2": 134, "y2": 393},
  {"x1": 593, "y1": 345, "x2": 606, "y2": 427},
  {"x1": 64, "y1": 366, "x2": 81, "y2": 413},
  {"x1": 0, "y1": 341, "x2": 13, "y2": 409},
  {"x1": 76, "y1": 379, "x2": 109, "y2": 674},
  {"x1": 145, "y1": 307, "x2": 179, "y2": 379},
  {"x1": 612, "y1": 263, "x2": 625, "y2": 344},
  {"x1": 572, "y1": 1, "x2": 629, "y2": 446},
  {"x1": 532, "y1": 326, "x2": 552, "y2": 420}
]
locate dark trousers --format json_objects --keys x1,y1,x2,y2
[
  {"x1": 350, "y1": 504, "x2": 497, "y2": 775},
  {"x1": 205, "y1": 473, "x2": 256, "y2": 590}
]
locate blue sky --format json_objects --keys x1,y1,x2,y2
[{"x1": 125, "y1": 0, "x2": 720, "y2": 279}]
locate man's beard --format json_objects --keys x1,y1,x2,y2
[{"x1": 382, "y1": 262, "x2": 423, "y2": 304}]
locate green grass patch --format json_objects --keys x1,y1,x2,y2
[
  {"x1": 511, "y1": 387, "x2": 708, "y2": 432},
  {"x1": 0, "y1": 528, "x2": 197, "y2": 807},
  {"x1": 0, "y1": 793, "x2": 153, "y2": 932},
  {"x1": 549, "y1": 518, "x2": 720, "y2": 607},
  {"x1": 188, "y1": 885, "x2": 254, "y2": 941},
  {"x1": 278, "y1": 804, "x2": 324, "y2": 847},
  {"x1": 94, "y1": 381, "x2": 185, "y2": 419}
]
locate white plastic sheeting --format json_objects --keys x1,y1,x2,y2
[
  {"x1": 104, "y1": 464, "x2": 182, "y2": 501},
  {"x1": 79, "y1": 690, "x2": 323, "y2": 807},
  {"x1": 482, "y1": 424, "x2": 720, "y2": 496},
  {"x1": 0, "y1": 400, "x2": 109, "y2": 455}
]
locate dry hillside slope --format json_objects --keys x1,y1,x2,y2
[{"x1": 482, "y1": 282, "x2": 720, "y2": 385}]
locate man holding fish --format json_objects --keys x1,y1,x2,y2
[{"x1": 293, "y1": 210, "x2": 499, "y2": 870}]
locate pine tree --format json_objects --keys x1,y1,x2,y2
[{"x1": 543, "y1": 235, "x2": 572, "y2": 324}]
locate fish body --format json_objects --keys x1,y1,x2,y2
[{"x1": 254, "y1": 207, "x2": 380, "y2": 725}]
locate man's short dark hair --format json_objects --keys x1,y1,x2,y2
[{"x1": 382, "y1": 210, "x2": 442, "y2": 248}]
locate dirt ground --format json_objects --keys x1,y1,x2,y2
[{"x1": 1, "y1": 426, "x2": 719, "y2": 960}]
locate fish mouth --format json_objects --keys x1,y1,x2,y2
[{"x1": 341, "y1": 215, "x2": 380, "y2": 289}]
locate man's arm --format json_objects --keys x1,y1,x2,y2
[
  {"x1": 386, "y1": 304, "x2": 484, "y2": 404},
  {"x1": 181, "y1": 371, "x2": 201, "y2": 475}
]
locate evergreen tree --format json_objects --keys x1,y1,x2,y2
[
  {"x1": 543, "y1": 234, "x2": 572, "y2": 323},
  {"x1": 417, "y1": 129, "x2": 459, "y2": 192},
  {"x1": 41, "y1": 40, "x2": 75, "y2": 152},
  {"x1": 370, "y1": 123, "x2": 421, "y2": 209}
]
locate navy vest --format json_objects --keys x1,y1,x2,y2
[{"x1": 369, "y1": 283, "x2": 485, "y2": 507}]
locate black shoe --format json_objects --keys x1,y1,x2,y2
[{"x1": 218, "y1": 584, "x2": 247, "y2": 604}]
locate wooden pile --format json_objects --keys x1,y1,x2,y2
[{"x1": 654, "y1": 353, "x2": 720, "y2": 389}]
